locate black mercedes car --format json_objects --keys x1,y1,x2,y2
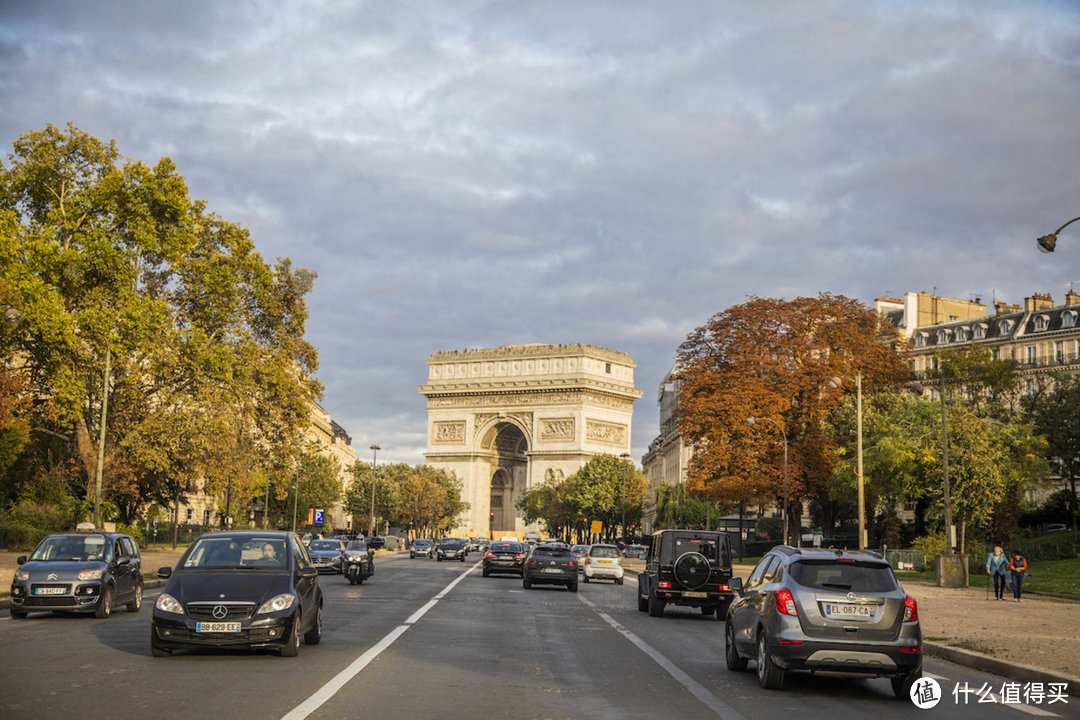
[
  {"x1": 9, "y1": 531, "x2": 144, "y2": 619},
  {"x1": 482, "y1": 541, "x2": 527, "y2": 577},
  {"x1": 151, "y1": 531, "x2": 323, "y2": 657},
  {"x1": 522, "y1": 544, "x2": 578, "y2": 591},
  {"x1": 436, "y1": 537, "x2": 468, "y2": 562}
]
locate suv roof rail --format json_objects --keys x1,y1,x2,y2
[{"x1": 773, "y1": 545, "x2": 802, "y2": 556}]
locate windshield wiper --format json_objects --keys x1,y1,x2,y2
[{"x1": 822, "y1": 582, "x2": 852, "y2": 589}]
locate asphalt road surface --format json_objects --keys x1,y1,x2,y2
[{"x1": 1, "y1": 554, "x2": 1076, "y2": 720}]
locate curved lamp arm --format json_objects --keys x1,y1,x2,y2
[{"x1": 1037, "y1": 216, "x2": 1080, "y2": 253}]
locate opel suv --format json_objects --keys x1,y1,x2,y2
[{"x1": 724, "y1": 546, "x2": 921, "y2": 697}]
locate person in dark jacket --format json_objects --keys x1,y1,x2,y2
[
  {"x1": 1008, "y1": 550, "x2": 1028, "y2": 601},
  {"x1": 986, "y1": 545, "x2": 1008, "y2": 600}
]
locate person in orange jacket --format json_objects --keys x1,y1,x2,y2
[{"x1": 1008, "y1": 550, "x2": 1028, "y2": 601}]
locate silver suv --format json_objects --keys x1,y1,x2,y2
[{"x1": 724, "y1": 546, "x2": 921, "y2": 697}]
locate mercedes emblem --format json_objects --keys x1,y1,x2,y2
[{"x1": 212, "y1": 605, "x2": 229, "y2": 620}]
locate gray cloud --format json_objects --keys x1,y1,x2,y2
[{"x1": 3, "y1": 0, "x2": 1079, "y2": 463}]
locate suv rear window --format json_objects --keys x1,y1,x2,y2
[
  {"x1": 789, "y1": 560, "x2": 898, "y2": 593},
  {"x1": 672, "y1": 536, "x2": 724, "y2": 562},
  {"x1": 590, "y1": 546, "x2": 619, "y2": 558},
  {"x1": 533, "y1": 548, "x2": 570, "y2": 557}
]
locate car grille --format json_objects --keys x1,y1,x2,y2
[{"x1": 186, "y1": 602, "x2": 256, "y2": 621}]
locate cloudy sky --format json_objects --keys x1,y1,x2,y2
[{"x1": 2, "y1": 1, "x2": 1079, "y2": 465}]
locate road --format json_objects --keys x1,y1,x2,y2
[{"x1": 1, "y1": 553, "x2": 1075, "y2": 720}]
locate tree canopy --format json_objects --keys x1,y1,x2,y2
[{"x1": 0, "y1": 123, "x2": 320, "y2": 524}]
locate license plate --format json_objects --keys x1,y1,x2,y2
[
  {"x1": 34, "y1": 587, "x2": 67, "y2": 595},
  {"x1": 597, "y1": 560, "x2": 612, "y2": 565},
  {"x1": 823, "y1": 603, "x2": 875, "y2": 620},
  {"x1": 683, "y1": 591, "x2": 708, "y2": 598},
  {"x1": 195, "y1": 621, "x2": 242, "y2": 633},
  {"x1": 543, "y1": 567, "x2": 563, "y2": 573}
]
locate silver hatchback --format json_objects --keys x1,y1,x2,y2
[{"x1": 725, "y1": 547, "x2": 921, "y2": 698}]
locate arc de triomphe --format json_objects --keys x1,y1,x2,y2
[{"x1": 419, "y1": 343, "x2": 642, "y2": 538}]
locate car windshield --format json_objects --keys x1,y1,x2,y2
[
  {"x1": 533, "y1": 547, "x2": 570, "y2": 557},
  {"x1": 490, "y1": 542, "x2": 519, "y2": 552},
  {"x1": 345, "y1": 541, "x2": 367, "y2": 551},
  {"x1": 571, "y1": 545, "x2": 589, "y2": 553},
  {"x1": 789, "y1": 560, "x2": 898, "y2": 593},
  {"x1": 413, "y1": 539, "x2": 432, "y2": 547},
  {"x1": 30, "y1": 535, "x2": 107, "y2": 562},
  {"x1": 309, "y1": 541, "x2": 341, "y2": 551},
  {"x1": 441, "y1": 540, "x2": 463, "y2": 548},
  {"x1": 591, "y1": 546, "x2": 619, "y2": 558},
  {"x1": 183, "y1": 537, "x2": 288, "y2": 569}
]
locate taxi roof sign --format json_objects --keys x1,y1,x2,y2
[{"x1": 75, "y1": 522, "x2": 97, "y2": 532}]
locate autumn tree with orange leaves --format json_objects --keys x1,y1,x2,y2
[{"x1": 675, "y1": 294, "x2": 909, "y2": 541}]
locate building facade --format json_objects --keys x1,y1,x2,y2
[
  {"x1": 640, "y1": 366, "x2": 691, "y2": 534},
  {"x1": 419, "y1": 343, "x2": 642, "y2": 538}
]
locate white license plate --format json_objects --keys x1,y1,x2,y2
[
  {"x1": 195, "y1": 621, "x2": 242, "y2": 633},
  {"x1": 823, "y1": 603, "x2": 875, "y2": 620},
  {"x1": 543, "y1": 567, "x2": 563, "y2": 573},
  {"x1": 34, "y1": 587, "x2": 67, "y2": 595},
  {"x1": 683, "y1": 591, "x2": 708, "y2": 598}
]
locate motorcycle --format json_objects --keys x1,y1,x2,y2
[{"x1": 343, "y1": 553, "x2": 370, "y2": 585}]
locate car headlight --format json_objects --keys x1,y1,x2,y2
[
  {"x1": 14, "y1": 569, "x2": 29, "y2": 581},
  {"x1": 257, "y1": 593, "x2": 296, "y2": 614},
  {"x1": 155, "y1": 593, "x2": 184, "y2": 615},
  {"x1": 78, "y1": 569, "x2": 104, "y2": 580}
]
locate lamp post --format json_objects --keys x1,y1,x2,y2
[
  {"x1": 746, "y1": 416, "x2": 789, "y2": 546},
  {"x1": 1037, "y1": 216, "x2": 1080, "y2": 253},
  {"x1": 369, "y1": 444, "x2": 380, "y2": 537},
  {"x1": 830, "y1": 371, "x2": 865, "y2": 549},
  {"x1": 2, "y1": 306, "x2": 21, "y2": 327}
]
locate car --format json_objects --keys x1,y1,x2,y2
[
  {"x1": 583, "y1": 544, "x2": 623, "y2": 584},
  {"x1": 482, "y1": 541, "x2": 527, "y2": 577},
  {"x1": 410, "y1": 538, "x2": 435, "y2": 559},
  {"x1": 151, "y1": 531, "x2": 322, "y2": 657},
  {"x1": 724, "y1": 546, "x2": 922, "y2": 697},
  {"x1": 622, "y1": 544, "x2": 647, "y2": 559},
  {"x1": 436, "y1": 537, "x2": 468, "y2": 562},
  {"x1": 637, "y1": 529, "x2": 734, "y2": 619},
  {"x1": 307, "y1": 539, "x2": 346, "y2": 573},
  {"x1": 9, "y1": 531, "x2": 144, "y2": 619},
  {"x1": 367, "y1": 536, "x2": 386, "y2": 550},
  {"x1": 522, "y1": 544, "x2": 578, "y2": 591},
  {"x1": 570, "y1": 544, "x2": 590, "y2": 571}
]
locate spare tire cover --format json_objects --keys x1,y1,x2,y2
[{"x1": 673, "y1": 551, "x2": 710, "y2": 590}]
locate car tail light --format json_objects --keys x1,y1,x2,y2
[
  {"x1": 515, "y1": 553, "x2": 524, "y2": 560},
  {"x1": 569, "y1": 560, "x2": 577, "y2": 568},
  {"x1": 528, "y1": 559, "x2": 537, "y2": 566},
  {"x1": 903, "y1": 594, "x2": 918, "y2": 622},
  {"x1": 658, "y1": 580, "x2": 672, "y2": 589},
  {"x1": 776, "y1": 588, "x2": 798, "y2": 616},
  {"x1": 485, "y1": 552, "x2": 495, "y2": 559},
  {"x1": 900, "y1": 646, "x2": 920, "y2": 653},
  {"x1": 718, "y1": 584, "x2": 730, "y2": 592},
  {"x1": 778, "y1": 640, "x2": 804, "y2": 646}
]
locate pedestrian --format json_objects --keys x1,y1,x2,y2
[
  {"x1": 986, "y1": 545, "x2": 1008, "y2": 600},
  {"x1": 1008, "y1": 550, "x2": 1028, "y2": 602}
]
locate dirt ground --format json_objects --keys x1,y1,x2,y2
[{"x1": 3, "y1": 550, "x2": 1077, "y2": 681}]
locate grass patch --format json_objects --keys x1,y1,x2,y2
[{"x1": 953, "y1": 639, "x2": 996, "y2": 655}]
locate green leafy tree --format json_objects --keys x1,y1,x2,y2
[
  {"x1": 1029, "y1": 375, "x2": 1080, "y2": 531},
  {"x1": 564, "y1": 455, "x2": 647, "y2": 541},
  {"x1": 0, "y1": 124, "x2": 320, "y2": 521},
  {"x1": 344, "y1": 460, "x2": 401, "y2": 535}
]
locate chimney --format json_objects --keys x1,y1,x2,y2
[
  {"x1": 1024, "y1": 293, "x2": 1054, "y2": 312},
  {"x1": 1066, "y1": 290, "x2": 1080, "y2": 307}
]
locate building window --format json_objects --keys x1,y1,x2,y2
[
  {"x1": 949, "y1": 315, "x2": 959, "y2": 322},
  {"x1": 1000, "y1": 320, "x2": 1012, "y2": 334},
  {"x1": 1063, "y1": 311, "x2": 1076, "y2": 328},
  {"x1": 1056, "y1": 341, "x2": 1065, "y2": 364},
  {"x1": 973, "y1": 324, "x2": 985, "y2": 340},
  {"x1": 937, "y1": 330, "x2": 951, "y2": 344},
  {"x1": 914, "y1": 334, "x2": 925, "y2": 348},
  {"x1": 1034, "y1": 315, "x2": 1049, "y2": 332},
  {"x1": 186, "y1": 508, "x2": 193, "y2": 521},
  {"x1": 605, "y1": 362, "x2": 612, "y2": 374},
  {"x1": 992, "y1": 347, "x2": 1000, "y2": 361},
  {"x1": 1027, "y1": 345, "x2": 1037, "y2": 364},
  {"x1": 1025, "y1": 378, "x2": 1035, "y2": 395},
  {"x1": 203, "y1": 509, "x2": 211, "y2": 525}
]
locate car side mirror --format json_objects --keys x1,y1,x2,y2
[
  {"x1": 17, "y1": 555, "x2": 27, "y2": 565},
  {"x1": 157, "y1": 566, "x2": 173, "y2": 579},
  {"x1": 116, "y1": 556, "x2": 130, "y2": 566},
  {"x1": 299, "y1": 566, "x2": 319, "y2": 579},
  {"x1": 729, "y1": 577, "x2": 743, "y2": 593}
]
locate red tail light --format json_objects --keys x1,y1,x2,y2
[
  {"x1": 776, "y1": 588, "x2": 798, "y2": 616},
  {"x1": 484, "y1": 552, "x2": 495, "y2": 559},
  {"x1": 569, "y1": 561, "x2": 577, "y2": 568},
  {"x1": 527, "y1": 559, "x2": 537, "y2": 565},
  {"x1": 903, "y1": 594, "x2": 918, "y2": 622},
  {"x1": 515, "y1": 553, "x2": 524, "y2": 560},
  {"x1": 658, "y1": 580, "x2": 672, "y2": 589}
]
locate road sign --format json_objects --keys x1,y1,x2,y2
[{"x1": 314, "y1": 508, "x2": 324, "y2": 525}]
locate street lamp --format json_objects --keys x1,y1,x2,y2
[
  {"x1": 746, "y1": 416, "x2": 789, "y2": 546},
  {"x1": 2, "y1": 306, "x2": 20, "y2": 327},
  {"x1": 1037, "y1": 216, "x2": 1080, "y2": 253},
  {"x1": 829, "y1": 371, "x2": 865, "y2": 549},
  {"x1": 369, "y1": 444, "x2": 380, "y2": 537}
]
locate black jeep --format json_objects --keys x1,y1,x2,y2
[{"x1": 637, "y1": 529, "x2": 734, "y2": 619}]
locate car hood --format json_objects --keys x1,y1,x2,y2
[
  {"x1": 18, "y1": 560, "x2": 112, "y2": 579},
  {"x1": 308, "y1": 550, "x2": 342, "y2": 558},
  {"x1": 165, "y1": 571, "x2": 289, "y2": 604}
]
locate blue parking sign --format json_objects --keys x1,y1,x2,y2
[{"x1": 314, "y1": 509, "x2": 324, "y2": 524}]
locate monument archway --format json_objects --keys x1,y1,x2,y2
[{"x1": 420, "y1": 343, "x2": 642, "y2": 538}]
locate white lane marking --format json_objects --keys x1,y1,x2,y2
[
  {"x1": 577, "y1": 594, "x2": 747, "y2": 720},
  {"x1": 280, "y1": 562, "x2": 479, "y2": 720}
]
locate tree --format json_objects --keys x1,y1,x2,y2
[
  {"x1": 284, "y1": 443, "x2": 343, "y2": 531},
  {"x1": 1029, "y1": 375, "x2": 1080, "y2": 531},
  {"x1": 386, "y1": 465, "x2": 468, "y2": 537},
  {"x1": 676, "y1": 294, "x2": 909, "y2": 540},
  {"x1": 0, "y1": 124, "x2": 320, "y2": 521},
  {"x1": 563, "y1": 454, "x2": 647, "y2": 541},
  {"x1": 344, "y1": 460, "x2": 401, "y2": 534}
]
